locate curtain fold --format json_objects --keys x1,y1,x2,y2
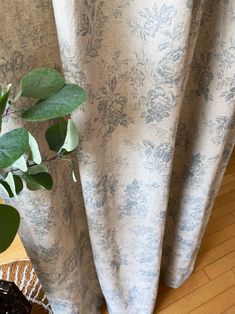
[
  {"x1": 52, "y1": 0, "x2": 234, "y2": 312},
  {"x1": 0, "y1": 1, "x2": 103, "y2": 313},
  {"x1": 1, "y1": 0, "x2": 235, "y2": 313}
]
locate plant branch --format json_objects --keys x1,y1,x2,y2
[{"x1": 2, "y1": 108, "x2": 23, "y2": 118}]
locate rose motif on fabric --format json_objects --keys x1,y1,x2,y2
[
  {"x1": 142, "y1": 140, "x2": 173, "y2": 172},
  {"x1": 157, "y1": 48, "x2": 184, "y2": 82},
  {"x1": 141, "y1": 88, "x2": 175, "y2": 123}
]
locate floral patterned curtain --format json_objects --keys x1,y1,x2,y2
[{"x1": 1, "y1": 0, "x2": 235, "y2": 313}]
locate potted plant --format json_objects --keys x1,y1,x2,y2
[{"x1": 0, "y1": 68, "x2": 86, "y2": 311}]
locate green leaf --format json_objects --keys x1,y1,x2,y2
[
  {"x1": 72, "y1": 171, "x2": 77, "y2": 182},
  {"x1": 0, "y1": 86, "x2": 11, "y2": 117},
  {"x1": 1, "y1": 175, "x2": 24, "y2": 198},
  {"x1": 24, "y1": 176, "x2": 41, "y2": 191},
  {"x1": 28, "y1": 132, "x2": 42, "y2": 164},
  {"x1": 60, "y1": 119, "x2": 79, "y2": 153},
  {"x1": 24, "y1": 172, "x2": 53, "y2": 190},
  {"x1": 13, "y1": 175, "x2": 23, "y2": 195},
  {"x1": 0, "y1": 204, "x2": 20, "y2": 253},
  {"x1": 45, "y1": 119, "x2": 67, "y2": 152},
  {"x1": 0, "y1": 128, "x2": 29, "y2": 169},
  {"x1": 20, "y1": 68, "x2": 65, "y2": 99},
  {"x1": 12, "y1": 155, "x2": 28, "y2": 172},
  {"x1": 24, "y1": 164, "x2": 50, "y2": 191},
  {"x1": 0, "y1": 181, "x2": 11, "y2": 197},
  {"x1": 4, "y1": 172, "x2": 17, "y2": 198},
  {"x1": 21, "y1": 84, "x2": 87, "y2": 121},
  {"x1": 71, "y1": 160, "x2": 78, "y2": 182},
  {"x1": 59, "y1": 117, "x2": 67, "y2": 135},
  {"x1": 27, "y1": 164, "x2": 48, "y2": 175}
]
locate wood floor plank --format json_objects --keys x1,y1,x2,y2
[
  {"x1": 204, "y1": 214, "x2": 235, "y2": 237},
  {"x1": 190, "y1": 287, "x2": 235, "y2": 314},
  {"x1": 211, "y1": 200, "x2": 235, "y2": 220},
  {"x1": 223, "y1": 305, "x2": 235, "y2": 314},
  {"x1": 204, "y1": 251, "x2": 235, "y2": 279},
  {"x1": 226, "y1": 160, "x2": 235, "y2": 174},
  {"x1": 213, "y1": 190, "x2": 235, "y2": 209},
  {"x1": 221, "y1": 175, "x2": 235, "y2": 186},
  {"x1": 156, "y1": 271, "x2": 235, "y2": 314},
  {"x1": 100, "y1": 305, "x2": 108, "y2": 314},
  {"x1": 199, "y1": 223, "x2": 235, "y2": 254},
  {"x1": 154, "y1": 270, "x2": 209, "y2": 311},
  {"x1": 195, "y1": 237, "x2": 235, "y2": 271},
  {"x1": 218, "y1": 181, "x2": 235, "y2": 196}
]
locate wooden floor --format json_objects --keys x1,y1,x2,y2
[{"x1": 1, "y1": 151, "x2": 235, "y2": 313}]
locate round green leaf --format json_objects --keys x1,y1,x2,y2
[
  {"x1": 0, "y1": 128, "x2": 29, "y2": 169},
  {"x1": 0, "y1": 181, "x2": 11, "y2": 197},
  {"x1": 13, "y1": 175, "x2": 23, "y2": 195},
  {"x1": 45, "y1": 119, "x2": 67, "y2": 152},
  {"x1": 0, "y1": 175, "x2": 23, "y2": 198},
  {"x1": 21, "y1": 84, "x2": 87, "y2": 121},
  {"x1": 28, "y1": 132, "x2": 42, "y2": 164},
  {"x1": 0, "y1": 204, "x2": 20, "y2": 253},
  {"x1": 71, "y1": 160, "x2": 78, "y2": 182},
  {"x1": 27, "y1": 164, "x2": 49, "y2": 175},
  {"x1": 24, "y1": 172, "x2": 53, "y2": 190},
  {"x1": 24, "y1": 176, "x2": 42, "y2": 191},
  {"x1": 0, "y1": 87, "x2": 11, "y2": 116},
  {"x1": 4, "y1": 172, "x2": 17, "y2": 198},
  {"x1": 20, "y1": 68, "x2": 65, "y2": 99},
  {"x1": 12, "y1": 155, "x2": 28, "y2": 172},
  {"x1": 0, "y1": 180, "x2": 11, "y2": 197},
  {"x1": 60, "y1": 119, "x2": 79, "y2": 153}
]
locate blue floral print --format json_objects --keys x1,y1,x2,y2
[{"x1": 2, "y1": 0, "x2": 235, "y2": 313}]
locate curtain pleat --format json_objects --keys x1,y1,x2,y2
[{"x1": 0, "y1": 1, "x2": 103, "y2": 313}]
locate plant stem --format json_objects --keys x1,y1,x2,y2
[
  {"x1": 43, "y1": 154, "x2": 60, "y2": 163},
  {"x1": 2, "y1": 109, "x2": 22, "y2": 118},
  {"x1": 12, "y1": 91, "x2": 21, "y2": 103}
]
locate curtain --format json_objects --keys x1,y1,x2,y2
[{"x1": 1, "y1": 0, "x2": 235, "y2": 313}]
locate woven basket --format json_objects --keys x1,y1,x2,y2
[{"x1": 0, "y1": 259, "x2": 52, "y2": 313}]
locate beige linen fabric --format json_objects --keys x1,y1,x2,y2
[{"x1": 1, "y1": 0, "x2": 235, "y2": 313}]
